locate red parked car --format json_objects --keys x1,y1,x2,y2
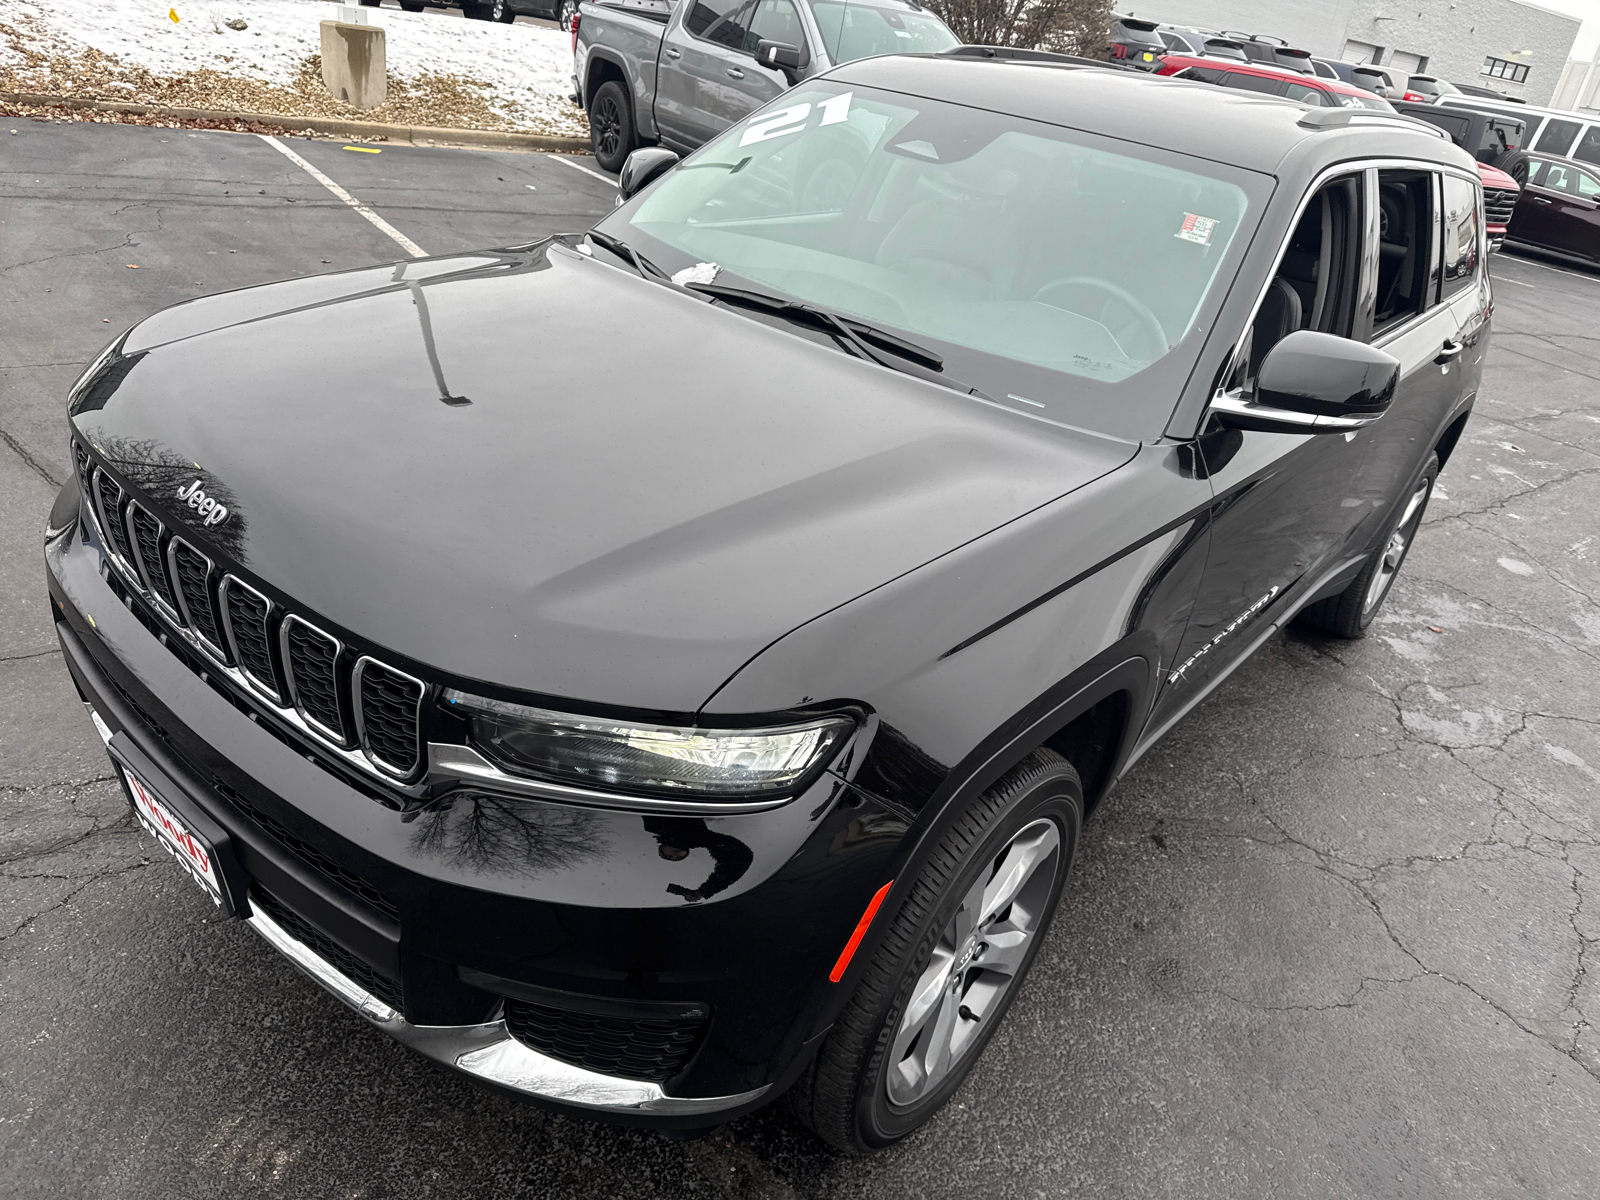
[{"x1": 1159, "y1": 55, "x2": 1521, "y2": 247}]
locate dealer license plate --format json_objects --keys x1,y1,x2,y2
[{"x1": 125, "y1": 769, "x2": 225, "y2": 908}]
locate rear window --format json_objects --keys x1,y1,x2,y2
[{"x1": 808, "y1": 1, "x2": 959, "y2": 64}]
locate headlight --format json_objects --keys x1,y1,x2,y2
[{"x1": 442, "y1": 690, "x2": 853, "y2": 800}]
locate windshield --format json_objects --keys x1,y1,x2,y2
[
  {"x1": 808, "y1": 1, "x2": 960, "y2": 65},
  {"x1": 604, "y1": 84, "x2": 1264, "y2": 437}
]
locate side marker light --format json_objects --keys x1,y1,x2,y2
[{"x1": 828, "y1": 880, "x2": 894, "y2": 983}]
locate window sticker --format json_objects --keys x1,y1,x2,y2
[
  {"x1": 740, "y1": 103, "x2": 812, "y2": 146},
  {"x1": 1175, "y1": 213, "x2": 1219, "y2": 245}
]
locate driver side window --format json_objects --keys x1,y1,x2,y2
[
  {"x1": 1228, "y1": 174, "x2": 1362, "y2": 390},
  {"x1": 744, "y1": 0, "x2": 808, "y2": 59},
  {"x1": 685, "y1": 0, "x2": 754, "y2": 51}
]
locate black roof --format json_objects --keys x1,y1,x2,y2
[{"x1": 829, "y1": 55, "x2": 1473, "y2": 176}]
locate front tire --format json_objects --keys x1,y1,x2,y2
[
  {"x1": 1302, "y1": 453, "x2": 1438, "y2": 638},
  {"x1": 789, "y1": 751, "x2": 1082, "y2": 1153},
  {"x1": 490, "y1": 0, "x2": 515, "y2": 21},
  {"x1": 588, "y1": 79, "x2": 635, "y2": 174}
]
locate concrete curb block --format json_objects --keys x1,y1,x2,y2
[{"x1": 0, "y1": 91, "x2": 591, "y2": 153}]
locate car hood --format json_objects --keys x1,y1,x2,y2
[
  {"x1": 1478, "y1": 162, "x2": 1518, "y2": 190},
  {"x1": 73, "y1": 242, "x2": 1135, "y2": 713}
]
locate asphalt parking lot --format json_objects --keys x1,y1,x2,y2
[{"x1": 3, "y1": 119, "x2": 1600, "y2": 1198}]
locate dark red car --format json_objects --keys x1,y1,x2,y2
[
  {"x1": 1161, "y1": 56, "x2": 1522, "y2": 247},
  {"x1": 1506, "y1": 155, "x2": 1600, "y2": 263},
  {"x1": 1155, "y1": 54, "x2": 1392, "y2": 109}
]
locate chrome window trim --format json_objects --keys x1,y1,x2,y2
[
  {"x1": 352, "y1": 656, "x2": 426, "y2": 781},
  {"x1": 279, "y1": 614, "x2": 352, "y2": 748},
  {"x1": 218, "y1": 574, "x2": 284, "y2": 704},
  {"x1": 165, "y1": 537, "x2": 231, "y2": 665},
  {"x1": 124, "y1": 500, "x2": 183, "y2": 625}
]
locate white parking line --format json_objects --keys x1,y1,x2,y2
[
  {"x1": 1498, "y1": 251, "x2": 1600, "y2": 285},
  {"x1": 258, "y1": 135, "x2": 428, "y2": 259},
  {"x1": 551, "y1": 155, "x2": 615, "y2": 186}
]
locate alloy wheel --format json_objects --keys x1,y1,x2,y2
[
  {"x1": 1364, "y1": 478, "x2": 1431, "y2": 614},
  {"x1": 885, "y1": 818, "x2": 1062, "y2": 1109},
  {"x1": 593, "y1": 96, "x2": 620, "y2": 159}
]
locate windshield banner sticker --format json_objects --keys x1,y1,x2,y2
[
  {"x1": 739, "y1": 94, "x2": 852, "y2": 147},
  {"x1": 1176, "y1": 213, "x2": 1219, "y2": 246}
]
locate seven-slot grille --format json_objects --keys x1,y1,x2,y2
[
  {"x1": 72, "y1": 439, "x2": 425, "y2": 782},
  {"x1": 1484, "y1": 187, "x2": 1518, "y2": 226},
  {"x1": 355, "y1": 660, "x2": 425, "y2": 777}
]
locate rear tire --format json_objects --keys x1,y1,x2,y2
[
  {"x1": 462, "y1": 2, "x2": 491, "y2": 19},
  {"x1": 788, "y1": 751, "x2": 1082, "y2": 1153},
  {"x1": 1301, "y1": 454, "x2": 1438, "y2": 638},
  {"x1": 588, "y1": 79, "x2": 635, "y2": 174},
  {"x1": 558, "y1": 0, "x2": 578, "y2": 29},
  {"x1": 490, "y1": 0, "x2": 515, "y2": 21}
]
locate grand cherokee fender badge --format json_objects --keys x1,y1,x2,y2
[
  {"x1": 1168, "y1": 585, "x2": 1281, "y2": 685},
  {"x1": 176, "y1": 479, "x2": 230, "y2": 528}
]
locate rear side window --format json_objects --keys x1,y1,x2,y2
[
  {"x1": 1534, "y1": 118, "x2": 1582, "y2": 155},
  {"x1": 1573, "y1": 124, "x2": 1600, "y2": 167},
  {"x1": 1223, "y1": 72, "x2": 1286, "y2": 96},
  {"x1": 1285, "y1": 82, "x2": 1327, "y2": 106},
  {"x1": 1374, "y1": 170, "x2": 1434, "y2": 332},
  {"x1": 1440, "y1": 174, "x2": 1481, "y2": 299},
  {"x1": 1175, "y1": 66, "x2": 1228, "y2": 83}
]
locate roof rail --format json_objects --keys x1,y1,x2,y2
[{"x1": 1295, "y1": 108, "x2": 1450, "y2": 139}]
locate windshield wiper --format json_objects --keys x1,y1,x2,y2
[
  {"x1": 684, "y1": 282, "x2": 985, "y2": 397},
  {"x1": 585, "y1": 230, "x2": 674, "y2": 284}
]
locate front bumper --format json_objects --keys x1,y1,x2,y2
[{"x1": 45, "y1": 507, "x2": 905, "y2": 1123}]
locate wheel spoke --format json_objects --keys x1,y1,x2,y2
[
  {"x1": 974, "y1": 927, "x2": 1029, "y2": 977},
  {"x1": 979, "y1": 822, "x2": 1060, "y2": 928}
]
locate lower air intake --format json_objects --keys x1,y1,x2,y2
[{"x1": 503, "y1": 999, "x2": 706, "y2": 1084}]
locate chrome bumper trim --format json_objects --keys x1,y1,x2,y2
[{"x1": 245, "y1": 905, "x2": 768, "y2": 1116}]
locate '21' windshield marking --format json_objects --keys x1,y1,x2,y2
[{"x1": 740, "y1": 92, "x2": 853, "y2": 147}]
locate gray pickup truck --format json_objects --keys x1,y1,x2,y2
[{"x1": 573, "y1": 0, "x2": 961, "y2": 170}]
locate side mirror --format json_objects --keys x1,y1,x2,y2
[
  {"x1": 756, "y1": 39, "x2": 804, "y2": 73},
  {"x1": 617, "y1": 147, "x2": 680, "y2": 201},
  {"x1": 1213, "y1": 330, "x2": 1400, "y2": 434}
]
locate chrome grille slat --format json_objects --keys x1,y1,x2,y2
[
  {"x1": 281, "y1": 615, "x2": 350, "y2": 747},
  {"x1": 219, "y1": 576, "x2": 282, "y2": 703},
  {"x1": 126, "y1": 501, "x2": 181, "y2": 619},
  {"x1": 91, "y1": 467, "x2": 136, "y2": 570},
  {"x1": 168, "y1": 538, "x2": 229, "y2": 663},
  {"x1": 1484, "y1": 188, "x2": 1517, "y2": 224},
  {"x1": 353, "y1": 658, "x2": 425, "y2": 780}
]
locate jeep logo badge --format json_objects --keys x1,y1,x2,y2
[{"x1": 176, "y1": 479, "x2": 229, "y2": 528}]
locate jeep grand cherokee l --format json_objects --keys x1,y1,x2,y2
[{"x1": 45, "y1": 60, "x2": 1489, "y2": 1152}]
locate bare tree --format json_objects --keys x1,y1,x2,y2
[{"x1": 924, "y1": 0, "x2": 1115, "y2": 58}]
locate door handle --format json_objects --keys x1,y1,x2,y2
[
  {"x1": 726, "y1": 67, "x2": 744, "y2": 79},
  {"x1": 1435, "y1": 339, "x2": 1464, "y2": 364},
  {"x1": 1533, "y1": 196, "x2": 1551, "y2": 204},
  {"x1": 665, "y1": 47, "x2": 681, "y2": 58}
]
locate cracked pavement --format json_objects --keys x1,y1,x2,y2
[{"x1": 3, "y1": 120, "x2": 1600, "y2": 1197}]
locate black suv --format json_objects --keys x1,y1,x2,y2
[{"x1": 47, "y1": 61, "x2": 1490, "y2": 1152}]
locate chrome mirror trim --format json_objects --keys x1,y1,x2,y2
[{"x1": 1211, "y1": 390, "x2": 1383, "y2": 432}]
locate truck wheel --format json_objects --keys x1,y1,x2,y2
[
  {"x1": 1301, "y1": 454, "x2": 1438, "y2": 639},
  {"x1": 589, "y1": 80, "x2": 636, "y2": 174},
  {"x1": 788, "y1": 751, "x2": 1081, "y2": 1153},
  {"x1": 490, "y1": 0, "x2": 515, "y2": 21},
  {"x1": 558, "y1": 0, "x2": 577, "y2": 29}
]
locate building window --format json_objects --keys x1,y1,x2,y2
[{"x1": 1481, "y1": 56, "x2": 1529, "y2": 83}]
